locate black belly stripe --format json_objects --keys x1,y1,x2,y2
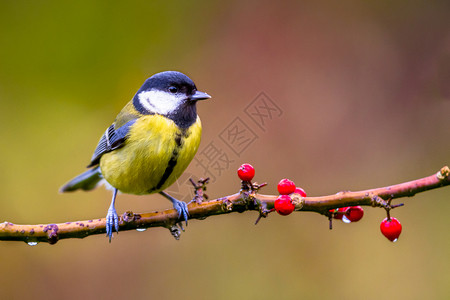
[{"x1": 151, "y1": 132, "x2": 184, "y2": 192}]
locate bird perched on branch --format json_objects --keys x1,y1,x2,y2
[{"x1": 60, "y1": 71, "x2": 211, "y2": 241}]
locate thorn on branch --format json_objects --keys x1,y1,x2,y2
[
  {"x1": 375, "y1": 198, "x2": 404, "y2": 220},
  {"x1": 391, "y1": 203, "x2": 405, "y2": 209},
  {"x1": 254, "y1": 201, "x2": 274, "y2": 225},
  {"x1": 168, "y1": 222, "x2": 184, "y2": 240},
  {"x1": 189, "y1": 177, "x2": 210, "y2": 204},
  {"x1": 252, "y1": 182, "x2": 267, "y2": 193},
  {"x1": 323, "y1": 209, "x2": 339, "y2": 230}
]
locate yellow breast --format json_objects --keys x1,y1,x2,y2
[{"x1": 99, "y1": 114, "x2": 202, "y2": 195}]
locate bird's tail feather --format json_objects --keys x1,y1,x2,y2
[{"x1": 60, "y1": 166, "x2": 103, "y2": 193}]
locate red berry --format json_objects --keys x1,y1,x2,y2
[
  {"x1": 330, "y1": 207, "x2": 347, "y2": 220},
  {"x1": 380, "y1": 217, "x2": 402, "y2": 242},
  {"x1": 237, "y1": 163, "x2": 255, "y2": 181},
  {"x1": 277, "y1": 179, "x2": 296, "y2": 195},
  {"x1": 343, "y1": 206, "x2": 364, "y2": 223},
  {"x1": 292, "y1": 187, "x2": 307, "y2": 197},
  {"x1": 274, "y1": 195, "x2": 295, "y2": 216}
]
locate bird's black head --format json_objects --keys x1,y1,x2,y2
[{"x1": 133, "y1": 71, "x2": 210, "y2": 128}]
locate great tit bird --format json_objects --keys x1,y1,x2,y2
[{"x1": 60, "y1": 71, "x2": 211, "y2": 241}]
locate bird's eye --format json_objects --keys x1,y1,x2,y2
[{"x1": 168, "y1": 86, "x2": 178, "y2": 94}]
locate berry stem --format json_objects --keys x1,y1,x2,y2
[{"x1": 386, "y1": 209, "x2": 391, "y2": 221}]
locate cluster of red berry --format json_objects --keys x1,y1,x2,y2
[
  {"x1": 274, "y1": 179, "x2": 306, "y2": 215},
  {"x1": 237, "y1": 163, "x2": 402, "y2": 242},
  {"x1": 329, "y1": 206, "x2": 364, "y2": 223},
  {"x1": 328, "y1": 206, "x2": 402, "y2": 242},
  {"x1": 237, "y1": 164, "x2": 306, "y2": 216}
]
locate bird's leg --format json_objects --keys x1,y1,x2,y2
[
  {"x1": 106, "y1": 188, "x2": 119, "y2": 242},
  {"x1": 159, "y1": 191, "x2": 189, "y2": 225}
]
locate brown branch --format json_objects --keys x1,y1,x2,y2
[{"x1": 1, "y1": 166, "x2": 449, "y2": 245}]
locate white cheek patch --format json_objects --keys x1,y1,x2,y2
[{"x1": 138, "y1": 90, "x2": 184, "y2": 115}]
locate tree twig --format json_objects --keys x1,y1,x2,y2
[{"x1": 1, "y1": 166, "x2": 448, "y2": 245}]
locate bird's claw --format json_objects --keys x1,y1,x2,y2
[
  {"x1": 106, "y1": 207, "x2": 119, "y2": 242},
  {"x1": 172, "y1": 199, "x2": 189, "y2": 226}
]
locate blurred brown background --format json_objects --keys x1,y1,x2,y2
[{"x1": 0, "y1": 1, "x2": 449, "y2": 299}]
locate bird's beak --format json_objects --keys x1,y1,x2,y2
[{"x1": 189, "y1": 90, "x2": 211, "y2": 101}]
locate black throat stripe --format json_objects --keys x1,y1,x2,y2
[
  {"x1": 133, "y1": 95, "x2": 151, "y2": 115},
  {"x1": 152, "y1": 131, "x2": 185, "y2": 192}
]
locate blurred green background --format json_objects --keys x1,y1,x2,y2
[{"x1": 1, "y1": 1, "x2": 449, "y2": 299}]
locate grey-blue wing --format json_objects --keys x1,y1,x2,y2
[{"x1": 87, "y1": 119, "x2": 137, "y2": 167}]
